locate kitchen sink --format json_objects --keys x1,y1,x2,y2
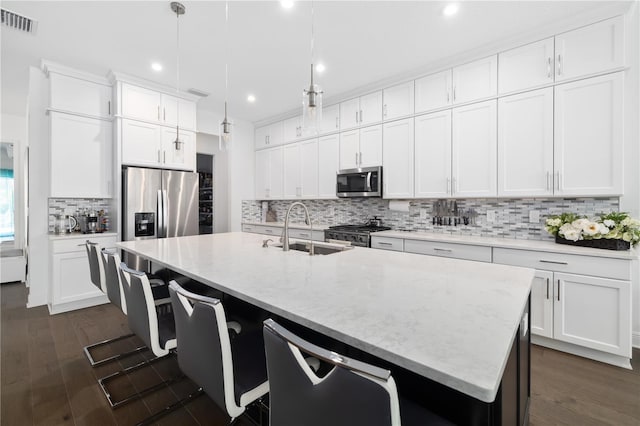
[{"x1": 270, "y1": 241, "x2": 352, "y2": 255}]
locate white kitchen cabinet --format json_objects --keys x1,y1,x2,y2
[
  {"x1": 498, "y1": 38, "x2": 555, "y2": 94},
  {"x1": 49, "y1": 73, "x2": 112, "y2": 118},
  {"x1": 283, "y1": 115, "x2": 304, "y2": 143},
  {"x1": 320, "y1": 104, "x2": 340, "y2": 134},
  {"x1": 339, "y1": 125, "x2": 382, "y2": 170},
  {"x1": 554, "y1": 272, "x2": 631, "y2": 357},
  {"x1": 339, "y1": 91, "x2": 383, "y2": 130},
  {"x1": 121, "y1": 83, "x2": 162, "y2": 123},
  {"x1": 121, "y1": 119, "x2": 162, "y2": 167},
  {"x1": 383, "y1": 81, "x2": 414, "y2": 120},
  {"x1": 530, "y1": 270, "x2": 554, "y2": 338},
  {"x1": 452, "y1": 56, "x2": 498, "y2": 104},
  {"x1": 451, "y1": 100, "x2": 497, "y2": 197},
  {"x1": 498, "y1": 88, "x2": 554, "y2": 197},
  {"x1": 555, "y1": 16, "x2": 624, "y2": 82},
  {"x1": 49, "y1": 235, "x2": 115, "y2": 314},
  {"x1": 554, "y1": 72, "x2": 623, "y2": 196},
  {"x1": 161, "y1": 128, "x2": 196, "y2": 171},
  {"x1": 161, "y1": 94, "x2": 197, "y2": 130},
  {"x1": 414, "y1": 110, "x2": 452, "y2": 198},
  {"x1": 404, "y1": 239, "x2": 493, "y2": 262},
  {"x1": 383, "y1": 118, "x2": 414, "y2": 198},
  {"x1": 255, "y1": 146, "x2": 283, "y2": 199},
  {"x1": 50, "y1": 112, "x2": 113, "y2": 198},
  {"x1": 415, "y1": 69, "x2": 452, "y2": 114},
  {"x1": 255, "y1": 121, "x2": 284, "y2": 150},
  {"x1": 318, "y1": 133, "x2": 340, "y2": 198},
  {"x1": 283, "y1": 140, "x2": 318, "y2": 199},
  {"x1": 370, "y1": 236, "x2": 404, "y2": 252}
]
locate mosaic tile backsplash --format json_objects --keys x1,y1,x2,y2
[
  {"x1": 242, "y1": 198, "x2": 620, "y2": 241},
  {"x1": 48, "y1": 198, "x2": 112, "y2": 232}
]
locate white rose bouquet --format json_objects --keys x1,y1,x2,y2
[{"x1": 545, "y1": 212, "x2": 640, "y2": 247}]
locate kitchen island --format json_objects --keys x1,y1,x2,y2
[{"x1": 118, "y1": 232, "x2": 534, "y2": 425}]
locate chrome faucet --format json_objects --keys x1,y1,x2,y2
[{"x1": 282, "y1": 201, "x2": 313, "y2": 255}]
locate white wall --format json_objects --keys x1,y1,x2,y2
[
  {"x1": 196, "y1": 108, "x2": 254, "y2": 232},
  {"x1": 0, "y1": 113, "x2": 27, "y2": 251},
  {"x1": 196, "y1": 133, "x2": 229, "y2": 233}
]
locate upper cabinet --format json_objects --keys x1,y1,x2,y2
[
  {"x1": 383, "y1": 81, "x2": 415, "y2": 120},
  {"x1": 339, "y1": 125, "x2": 383, "y2": 170},
  {"x1": 414, "y1": 110, "x2": 452, "y2": 198},
  {"x1": 339, "y1": 91, "x2": 383, "y2": 130},
  {"x1": 49, "y1": 73, "x2": 112, "y2": 118},
  {"x1": 383, "y1": 118, "x2": 414, "y2": 199},
  {"x1": 120, "y1": 83, "x2": 197, "y2": 130},
  {"x1": 415, "y1": 70, "x2": 452, "y2": 114},
  {"x1": 320, "y1": 104, "x2": 341, "y2": 134},
  {"x1": 499, "y1": 38, "x2": 555, "y2": 94},
  {"x1": 283, "y1": 139, "x2": 318, "y2": 199},
  {"x1": 555, "y1": 16, "x2": 625, "y2": 82},
  {"x1": 317, "y1": 133, "x2": 340, "y2": 199},
  {"x1": 452, "y1": 55, "x2": 498, "y2": 105},
  {"x1": 283, "y1": 115, "x2": 304, "y2": 143},
  {"x1": 255, "y1": 122, "x2": 284, "y2": 150}
]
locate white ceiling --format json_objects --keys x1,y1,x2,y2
[{"x1": 1, "y1": 1, "x2": 633, "y2": 124}]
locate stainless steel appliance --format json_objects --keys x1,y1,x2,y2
[
  {"x1": 324, "y1": 223, "x2": 391, "y2": 247},
  {"x1": 122, "y1": 167, "x2": 199, "y2": 270},
  {"x1": 336, "y1": 166, "x2": 382, "y2": 198}
]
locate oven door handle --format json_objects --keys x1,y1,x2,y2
[{"x1": 366, "y1": 172, "x2": 372, "y2": 191}]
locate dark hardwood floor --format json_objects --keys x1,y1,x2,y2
[{"x1": 1, "y1": 281, "x2": 639, "y2": 426}]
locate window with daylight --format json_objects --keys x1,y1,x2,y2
[{"x1": 0, "y1": 143, "x2": 15, "y2": 242}]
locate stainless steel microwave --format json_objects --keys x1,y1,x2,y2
[{"x1": 336, "y1": 166, "x2": 382, "y2": 198}]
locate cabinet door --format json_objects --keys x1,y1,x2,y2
[
  {"x1": 255, "y1": 149, "x2": 270, "y2": 199},
  {"x1": 320, "y1": 104, "x2": 340, "y2": 134},
  {"x1": 122, "y1": 119, "x2": 162, "y2": 167},
  {"x1": 554, "y1": 72, "x2": 623, "y2": 196},
  {"x1": 49, "y1": 73, "x2": 112, "y2": 118},
  {"x1": 452, "y1": 100, "x2": 497, "y2": 197},
  {"x1": 383, "y1": 81, "x2": 414, "y2": 120},
  {"x1": 359, "y1": 125, "x2": 383, "y2": 168},
  {"x1": 162, "y1": 94, "x2": 197, "y2": 130},
  {"x1": 531, "y1": 270, "x2": 554, "y2": 339},
  {"x1": 318, "y1": 133, "x2": 339, "y2": 198},
  {"x1": 452, "y1": 56, "x2": 498, "y2": 104},
  {"x1": 268, "y1": 147, "x2": 284, "y2": 199},
  {"x1": 162, "y1": 128, "x2": 195, "y2": 171},
  {"x1": 554, "y1": 272, "x2": 631, "y2": 357},
  {"x1": 283, "y1": 116, "x2": 303, "y2": 143},
  {"x1": 555, "y1": 16, "x2": 624, "y2": 82},
  {"x1": 50, "y1": 113, "x2": 113, "y2": 198},
  {"x1": 300, "y1": 139, "x2": 318, "y2": 198},
  {"x1": 268, "y1": 122, "x2": 284, "y2": 147},
  {"x1": 414, "y1": 110, "x2": 452, "y2": 198},
  {"x1": 51, "y1": 252, "x2": 103, "y2": 306},
  {"x1": 340, "y1": 97, "x2": 360, "y2": 130},
  {"x1": 283, "y1": 143, "x2": 301, "y2": 198},
  {"x1": 383, "y1": 118, "x2": 414, "y2": 198},
  {"x1": 255, "y1": 125, "x2": 270, "y2": 150},
  {"x1": 359, "y1": 91, "x2": 383, "y2": 126},
  {"x1": 339, "y1": 129, "x2": 360, "y2": 170},
  {"x1": 499, "y1": 38, "x2": 555, "y2": 94},
  {"x1": 121, "y1": 83, "x2": 161, "y2": 122},
  {"x1": 415, "y1": 69, "x2": 452, "y2": 114},
  {"x1": 498, "y1": 88, "x2": 554, "y2": 197}
]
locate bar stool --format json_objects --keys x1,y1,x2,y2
[{"x1": 263, "y1": 319, "x2": 454, "y2": 426}]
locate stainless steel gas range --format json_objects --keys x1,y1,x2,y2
[{"x1": 324, "y1": 224, "x2": 391, "y2": 247}]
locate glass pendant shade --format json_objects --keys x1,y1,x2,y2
[
  {"x1": 302, "y1": 64, "x2": 323, "y2": 134},
  {"x1": 219, "y1": 102, "x2": 232, "y2": 152}
]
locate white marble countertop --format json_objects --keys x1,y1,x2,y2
[
  {"x1": 242, "y1": 221, "x2": 331, "y2": 231},
  {"x1": 49, "y1": 232, "x2": 117, "y2": 240},
  {"x1": 117, "y1": 232, "x2": 534, "y2": 403},
  {"x1": 374, "y1": 230, "x2": 639, "y2": 260}
]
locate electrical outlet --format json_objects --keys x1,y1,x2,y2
[
  {"x1": 487, "y1": 210, "x2": 496, "y2": 223},
  {"x1": 529, "y1": 210, "x2": 540, "y2": 223},
  {"x1": 420, "y1": 208, "x2": 428, "y2": 220}
]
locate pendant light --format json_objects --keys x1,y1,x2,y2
[
  {"x1": 219, "y1": 0, "x2": 232, "y2": 151},
  {"x1": 171, "y1": 1, "x2": 185, "y2": 150},
  {"x1": 302, "y1": 0, "x2": 322, "y2": 134}
]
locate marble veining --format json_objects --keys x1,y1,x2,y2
[{"x1": 117, "y1": 232, "x2": 534, "y2": 403}]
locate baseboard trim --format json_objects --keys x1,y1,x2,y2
[
  {"x1": 47, "y1": 295, "x2": 109, "y2": 315},
  {"x1": 532, "y1": 335, "x2": 632, "y2": 369}
]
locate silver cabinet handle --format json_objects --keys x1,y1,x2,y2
[
  {"x1": 383, "y1": 104, "x2": 387, "y2": 117},
  {"x1": 360, "y1": 110, "x2": 363, "y2": 123},
  {"x1": 539, "y1": 259, "x2": 568, "y2": 265},
  {"x1": 266, "y1": 135, "x2": 270, "y2": 145},
  {"x1": 163, "y1": 151, "x2": 166, "y2": 163},
  {"x1": 546, "y1": 172, "x2": 550, "y2": 191},
  {"x1": 433, "y1": 248, "x2": 453, "y2": 252},
  {"x1": 453, "y1": 86, "x2": 456, "y2": 102},
  {"x1": 377, "y1": 242, "x2": 393, "y2": 246},
  {"x1": 547, "y1": 57, "x2": 552, "y2": 78},
  {"x1": 452, "y1": 177, "x2": 457, "y2": 194},
  {"x1": 447, "y1": 177, "x2": 451, "y2": 194},
  {"x1": 157, "y1": 150, "x2": 161, "y2": 162},
  {"x1": 359, "y1": 152, "x2": 363, "y2": 165},
  {"x1": 157, "y1": 105, "x2": 160, "y2": 120},
  {"x1": 447, "y1": 91, "x2": 450, "y2": 103},
  {"x1": 265, "y1": 229, "x2": 273, "y2": 233},
  {"x1": 356, "y1": 111, "x2": 359, "y2": 123},
  {"x1": 108, "y1": 100, "x2": 111, "y2": 115},
  {"x1": 299, "y1": 232, "x2": 310, "y2": 237},
  {"x1": 555, "y1": 171, "x2": 560, "y2": 191},
  {"x1": 355, "y1": 152, "x2": 358, "y2": 165},
  {"x1": 336, "y1": 117, "x2": 339, "y2": 128},
  {"x1": 546, "y1": 278, "x2": 550, "y2": 299},
  {"x1": 557, "y1": 54, "x2": 562, "y2": 76},
  {"x1": 557, "y1": 280, "x2": 560, "y2": 301},
  {"x1": 163, "y1": 107, "x2": 166, "y2": 121}
]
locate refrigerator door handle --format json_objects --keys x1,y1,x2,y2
[
  {"x1": 157, "y1": 189, "x2": 164, "y2": 238},
  {"x1": 162, "y1": 189, "x2": 169, "y2": 237}
]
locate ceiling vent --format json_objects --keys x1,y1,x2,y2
[
  {"x1": 188, "y1": 88, "x2": 210, "y2": 98},
  {"x1": 1, "y1": 8, "x2": 38, "y2": 34}
]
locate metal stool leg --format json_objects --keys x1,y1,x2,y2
[{"x1": 84, "y1": 333, "x2": 147, "y2": 367}]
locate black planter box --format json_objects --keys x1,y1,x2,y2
[{"x1": 555, "y1": 235, "x2": 631, "y2": 251}]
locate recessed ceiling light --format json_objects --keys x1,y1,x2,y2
[
  {"x1": 247, "y1": 94, "x2": 256, "y2": 103},
  {"x1": 443, "y1": 3, "x2": 459, "y2": 17},
  {"x1": 151, "y1": 62, "x2": 163, "y2": 72},
  {"x1": 315, "y1": 63, "x2": 326, "y2": 73},
  {"x1": 280, "y1": 1, "x2": 294, "y2": 9}
]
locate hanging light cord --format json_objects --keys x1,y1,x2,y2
[
  {"x1": 310, "y1": 0, "x2": 314, "y2": 70},
  {"x1": 175, "y1": 5, "x2": 181, "y2": 145},
  {"x1": 225, "y1": 1, "x2": 229, "y2": 106}
]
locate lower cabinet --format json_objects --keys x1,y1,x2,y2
[
  {"x1": 242, "y1": 224, "x2": 324, "y2": 241},
  {"x1": 404, "y1": 239, "x2": 492, "y2": 262},
  {"x1": 49, "y1": 234, "x2": 116, "y2": 314}
]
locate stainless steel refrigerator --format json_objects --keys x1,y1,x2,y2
[{"x1": 122, "y1": 167, "x2": 198, "y2": 270}]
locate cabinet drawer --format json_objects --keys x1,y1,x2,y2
[
  {"x1": 493, "y1": 248, "x2": 630, "y2": 281},
  {"x1": 288, "y1": 229, "x2": 324, "y2": 242},
  {"x1": 404, "y1": 239, "x2": 492, "y2": 262},
  {"x1": 242, "y1": 224, "x2": 260, "y2": 234},
  {"x1": 371, "y1": 236, "x2": 404, "y2": 252},
  {"x1": 51, "y1": 235, "x2": 117, "y2": 254}
]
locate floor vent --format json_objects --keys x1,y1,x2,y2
[{"x1": 1, "y1": 8, "x2": 37, "y2": 34}]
